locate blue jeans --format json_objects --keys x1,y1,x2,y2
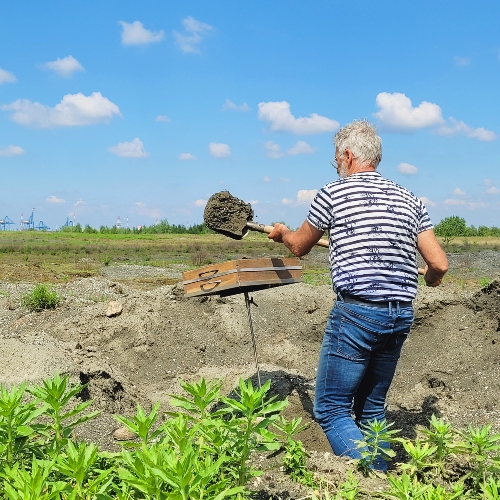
[{"x1": 313, "y1": 298, "x2": 413, "y2": 470}]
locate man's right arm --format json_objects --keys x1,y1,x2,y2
[{"x1": 417, "y1": 229, "x2": 448, "y2": 287}]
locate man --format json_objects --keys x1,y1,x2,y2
[{"x1": 268, "y1": 119, "x2": 448, "y2": 470}]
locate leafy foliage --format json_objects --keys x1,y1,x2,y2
[{"x1": 20, "y1": 284, "x2": 61, "y2": 312}]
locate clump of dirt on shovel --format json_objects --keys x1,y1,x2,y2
[{"x1": 204, "y1": 191, "x2": 254, "y2": 239}]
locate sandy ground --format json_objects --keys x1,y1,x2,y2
[{"x1": 1, "y1": 251, "x2": 499, "y2": 498}]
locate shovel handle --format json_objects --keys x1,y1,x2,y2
[{"x1": 246, "y1": 222, "x2": 329, "y2": 248}]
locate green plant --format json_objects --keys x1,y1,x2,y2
[
  {"x1": 273, "y1": 416, "x2": 317, "y2": 487},
  {"x1": 356, "y1": 419, "x2": 399, "y2": 474},
  {"x1": 20, "y1": 284, "x2": 61, "y2": 312},
  {"x1": 421, "y1": 415, "x2": 455, "y2": 473},
  {"x1": 479, "y1": 277, "x2": 492, "y2": 287},
  {"x1": 26, "y1": 373, "x2": 100, "y2": 453},
  {"x1": 455, "y1": 424, "x2": 500, "y2": 490}
]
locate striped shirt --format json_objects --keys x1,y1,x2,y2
[{"x1": 307, "y1": 171, "x2": 433, "y2": 302}]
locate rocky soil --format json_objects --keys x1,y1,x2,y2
[{"x1": 1, "y1": 250, "x2": 499, "y2": 498}]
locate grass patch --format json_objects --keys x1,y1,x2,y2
[{"x1": 20, "y1": 284, "x2": 61, "y2": 311}]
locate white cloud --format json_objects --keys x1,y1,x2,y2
[
  {"x1": 108, "y1": 138, "x2": 149, "y2": 158},
  {"x1": 374, "y1": 92, "x2": 444, "y2": 131},
  {"x1": 484, "y1": 178, "x2": 494, "y2": 186},
  {"x1": 45, "y1": 195, "x2": 66, "y2": 204},
  {"x1": 0, "y1": 67, "x2": 17, "y2": 84},
  {"x1": 264, "y1": 141, "x2": 284, "y2": 159},
  {"x1": 156, "y1": 115, "x2": 170, "y2": 122},
  {"x1": 2, "y1": 92, "x2": 121, "y2": 128},
  {"x1": 297, "y1": 189, "x2": 318, "y2": 204},
  {"x1": 173, "y1": 16, "x2": 214, "y2": 54},
  {"x1": 209, "y1": 142, "x2": 231, "y2": 158},
  {"x1": 453, "y1": 188, "x2": 466, "y2": 195},
  {"x1": 263, "y1": 176, "x2": 271, "y2": 182},
  {"x1": 468, "y1": 202, "x2": 489, "y2": 209},
  {"x1": 0, "y1": 145, "x2": 24, "y2": 156},
  {"x1": 41, "y1": 55, "x2": 84, "y2": 77},
  {"x1": 74, "y1": 199, "x2": 86, "y2": 207},
  {"x1": 486, "y1": 186, "x2": 500, "y2": 194},
  {"x1": 444, "y1": 198, "x2": 467, "y2": 206},
  {"x1": 134, "y1": 202, "x2": 160, "y2": 219},
  {"x1": 282, "y1": 189, "x2": 318, "y2": 206},
  {"x1": 280, "y1": 177, "x2": 290, "y2": 183},
  {"x1": 222, "y1": 99, "x2": 250, "y2": 112},
  {"x1": 178, "y1": 152, "x2": 197, "y2": 160},
  {"x1": 193, "y1": 199, "x2": 206, "y2": 207},
  {"x1": 454, "y1": 56, "x2": 470, "y2": 66},
  {"x1": 119, "y1": 20, "x2": 164, "y2": 45},
  {"x1": 436, "y1": 118, "x2": 496, "y2": 141},
  {"x1": 287, "y1": 141, "x2": 317, "y2": 156},
  {"x1": 249, "y1": 200, "x2": 258, "y2": 205},
  {"x1": 397, "y1": 162, "x2": 418, "y2": 175},
  {"x1": 258, "y1": 101, "x2": 339, "y2": 135},
  {"x1": 419, "y1": 196, "x2": 436, "y2": 207}
]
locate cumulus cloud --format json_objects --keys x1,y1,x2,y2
[
  {"x1": 282, "y1": 189, "x2": 318, "y2": 206},
  {"x1": 41, "y1": 55, "x2": 84, "y2": 77},
  {"x1": 249, "y1": 200, "x2": 259, "y2": 205},
  {"x1": 486, "y1": 186, "x2": 500, "y2": 194},
  {"x1": 173, "y1": 16, "x2": 214, "y2": 53},
  {"x1": 258, "y1": 101, "x2": 339, "y2": 135},
  {"x1": 374, "y1": 92, "x2": 444, "y2": 131},
  {"x1": 178, "y1": 153, "x2": 197, "y2": 160},
  {"x1": 484, "y1": 178, "x2": 494, "y2": 186},
  {"x1": 74, "y1": 199, "x2": 86, "y2": 207},
  {"x1": 454, "y1": 56, "x2": 470, "y2": 66},
  {"x1": 193, "y1": 199, "x2": 206, "y2": 207},
  {"x1": 119, "y1": 20, "x2": 165, "y2": 45},
  {"x1": 0, "y1": 145, "x2": 24, "y2": 156},
  {"x1": 397, "y1": 162, "x2": 418, "y2": 175},
  {"x1": 287, "y1": 141, "x2": 317, "y2": 155},
  {"x1": 209, "y1": 142, "x2": 231, "y2": 158},
  {"x1": 45, "y1": 195, "x2": 66, "y2": 204},
  {"x1": 222, "y1": 99, "x2": 250, "y2": 112},
  {"x1": 436, "y1": 118, "x2": 496, "y2": 141},
  {"x1": 2, "y1": 92, "x2": 121, "y2": 128},
  {"x1": 108, "y1": 138, "x2": 149, "y2": 158},
  {"x1": 453, "y1": 188, "x2": 466, "y2": 195},
  {"x1": 0, "y1": 67, "x2": 17, "y2": 84},
  {"x1": 419, "y1": 196, "x2": 436, "y2": 207},
  {"x1": 297, "y1": 189, "x2": 318, "y2": 204},
  {"x1": 156, "y1": 115, "x2": 170, "y2": 122},
  {"x1": 444, "y1": 198, "x2": 467, "y2": 206},
  {"x1": 264, "y1": 141, "x2": 284, "y2": 159},
  {"x1": 263, "y1": 176, "x2": 271, "y2": 182}
]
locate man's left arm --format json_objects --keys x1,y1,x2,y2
[{"x1": 268, "y1": 220, "x2": 325, "y2": 257}]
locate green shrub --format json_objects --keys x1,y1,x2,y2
[{"x1": 21, "y1": 284, "x2": 61, "y2": 312}]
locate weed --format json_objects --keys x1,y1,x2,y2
[
  {"x1": 479, "y1": 277, "x2": 492, "y2": 287},
  {"x1": 20, "y1": 284, "x2": 61, "y2": 312},
  {"x1": 356, "y1": 419, "x2": 399, "y2": 474}
]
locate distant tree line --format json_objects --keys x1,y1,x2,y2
[
  {"x1": 60, "y1": 219, "x2": 212, "y2": 235},
  {"x1": 434, "y1": 216, "x2": 500, "y2": 244}
]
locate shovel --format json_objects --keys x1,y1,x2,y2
[{"x1": 204, "y1": 191, "x2": 329, "y2": 248}]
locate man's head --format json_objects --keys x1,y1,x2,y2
[{"x1": 334, "y1": 120, "x2": 382, "y2": 176}]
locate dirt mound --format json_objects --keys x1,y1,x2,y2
[{"x1": 1, "y1": 263, "x2": 499, "y2": 495}]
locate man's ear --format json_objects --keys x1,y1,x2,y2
[{"x1": 344, "y1": 149, "x2": 354, "y2": 166}]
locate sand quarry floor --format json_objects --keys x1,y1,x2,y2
[{"x1": 1, "y1": 250, "x2": 499, "y2": 497}]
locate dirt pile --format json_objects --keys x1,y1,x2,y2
[{"x1": 1, "y1": 259, "x2": 499, "y2": 497}]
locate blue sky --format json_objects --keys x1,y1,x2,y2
[{"x1": 1, "y1": 0, "x2": 499, "y2": 231}]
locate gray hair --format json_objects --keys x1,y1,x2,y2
[{"x1": 334, "y1": 119, "x2": 382, "y2": 168}]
